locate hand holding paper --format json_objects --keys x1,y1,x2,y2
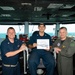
[{"x1": 33, "y1": 43, "x2": 37, "y2": 48}]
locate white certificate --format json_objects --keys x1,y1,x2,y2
[{"x1": 37, "y1": 39, "x2": 49, "y2": 49}]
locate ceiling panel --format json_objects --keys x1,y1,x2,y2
[{"x1": 0, "y1": 0, "x2": 75, "y2": 24}]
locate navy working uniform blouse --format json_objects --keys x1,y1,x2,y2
[
  {"x1": 29, "y1": 32, "x2": 52, "y2": 50},
  {"x1": 1, "y1": 38, "x2": 23, "y2": 65}
]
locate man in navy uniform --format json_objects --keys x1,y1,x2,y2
[
  {"x1": 28, "y1": 23, "x2": 55, "y2": 75},
  {"x1": 1, "y1": 27, "x2": 26, "y2": 75}
]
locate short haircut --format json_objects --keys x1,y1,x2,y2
[
  {"x1": 38, "y1": 23, "x2": 45, "y2": 27},
  {"x1": 7, "y1": 27, "x2": 15, "y2": 32},
  {"x1": 59, "y1": 27, "x2": 67, "y2": 31}
]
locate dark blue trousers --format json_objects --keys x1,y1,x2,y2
[
  {"x1": 2, "y1": 63, "x2": 20, "y2": 75},
  {"x1": 28, "y1": 50, "x2": 55, "y2": 75}
]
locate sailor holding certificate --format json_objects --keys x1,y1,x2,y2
[{"x1": 28, "y1": 23, "x2": 55, "y2": 75}]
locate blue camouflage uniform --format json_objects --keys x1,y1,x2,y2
[
  {"x1": 1, "y1": 38, "x2": 23, "y2": 75},
  {"x1": 28, "y1": 32, "x2": 55, "y2": 75}
]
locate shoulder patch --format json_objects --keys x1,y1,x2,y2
[
  {"x1": 70, "y1": 43, "x2": 75, "y2": 47},
  {"x1": 70, "y1": 40, "x2": 75, "y2": 47}
]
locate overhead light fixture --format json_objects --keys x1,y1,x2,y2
[
  {"x1": 34, "y1": 7, "x2": 42, "y2": 11},
  {"x1": 47, "y1": 3, "x2": 63, "y2": 8},
  {"x1": 62, "y1": 4, "x2": 75, "y2": 9},
  {"x1": 65, "y1": 18, "x2": 71, "y2": 20},
  {"x1": 62, "y1": 14, "x2": 69, "y2": 17},
  {"x1": 51, "y1": 14, "x2": 57, "y2": 17},
  {"x1": 0, "y1": 14, "x2": 11, "y2": 17},
  {"x1": 21, "y1": 3, "x2": 32, "y2": 6},
  {"x1": 0, "y1": 6, "x2": 15, "y2": 10}
]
